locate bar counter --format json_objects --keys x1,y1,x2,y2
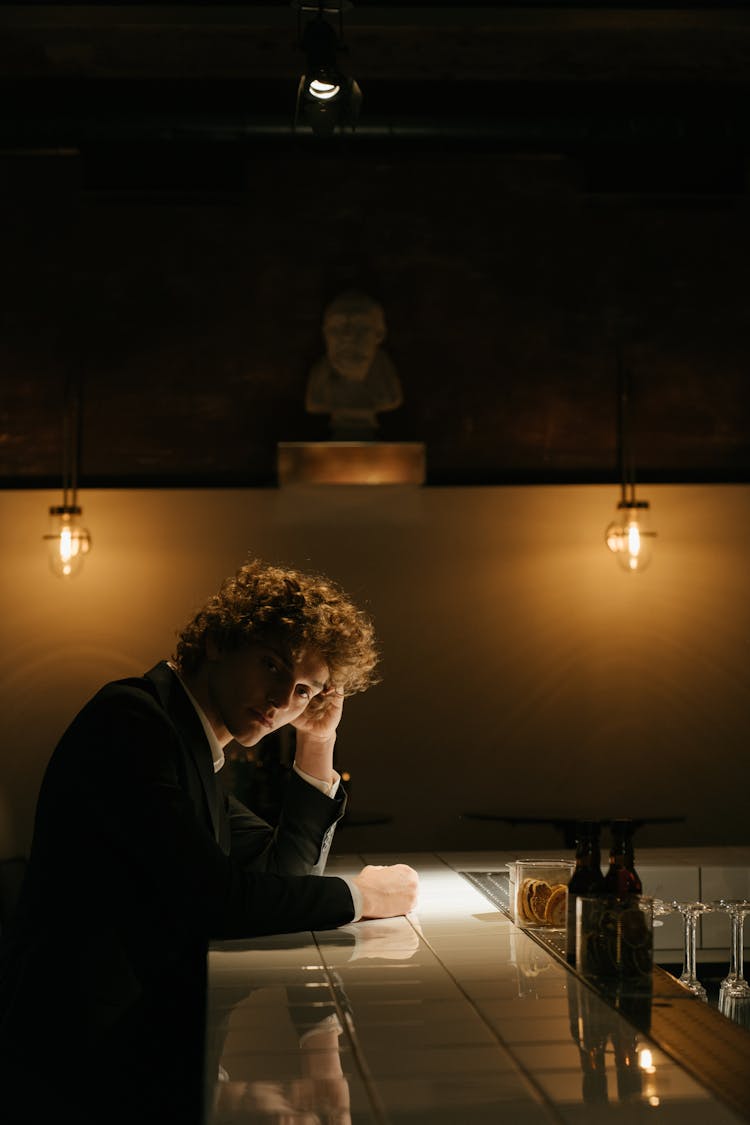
[{"x1": 206, "y1": 850, "x2": 750, "y2": 1124}]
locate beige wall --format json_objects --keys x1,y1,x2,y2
[{"x1": 1, "y1": 483, "x2": 748, "y2": 860}]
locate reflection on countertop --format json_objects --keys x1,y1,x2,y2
[{"x1": 206, "y1": 852, "x2": 750, "y2": 1125}]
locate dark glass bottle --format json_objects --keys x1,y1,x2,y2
[
  {"x1": 567, "y1": 976, "x2": 610, "y2": 1105},
  {"x1": 602, "y1": 819, "x2": 643, "y2": 897},
  {"x1": 566, "y1": 820, "x2": 606, "y2": 964},
  {"x1": 612, "y1": 1021, "x2": 644, "y2": 1103}
]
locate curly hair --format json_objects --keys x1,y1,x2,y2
[{"x1": 173, "y1": 559, "x2": 379, "y2": 696}]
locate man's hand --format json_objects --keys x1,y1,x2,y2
[
  {"x1": 352, "y1": 864, "x2": 419, "y2": 919},
  {"x1": 292, "y1": 686, "x2": 344, "y2": 742},
  {"x1": 342, "y1": 916, "x2": 422, "y2": 960},
  {"x1": 291, "y1": 688, "x2": 344, "y2": 787}
]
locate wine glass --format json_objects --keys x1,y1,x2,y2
[
  {"x1": 672, "y1": 900, "x2": 713, "y2": 1001},
  {"x1": 716, "y1": 899, "x2": 750, "y2": 1028}
]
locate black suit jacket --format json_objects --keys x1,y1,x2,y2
[
  {"x1": 11, "y1": 661, "x2": 354, "y2": 947},
  {"x1": 0, "y1": 662, "x2": 356, "y2": 1122}
]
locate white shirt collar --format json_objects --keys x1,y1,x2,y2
[{"x1": 167, "y1": 661, "x2": 225, "y2": 774}]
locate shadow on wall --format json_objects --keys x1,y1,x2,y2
[
  {"x1": 0, "y1": 857, "x2": 27, "y2": 937},
  {"x1": 0, "y1": 789, "x2": 14, "y2": 860}
]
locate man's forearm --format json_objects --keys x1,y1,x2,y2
[
  {"x1": 293, "y1": 732, "x2": 337, "y2": 788},
  {"x1": 228, "y1": 770, "x2": 345, "y2": 875}
]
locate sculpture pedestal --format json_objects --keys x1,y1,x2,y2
[{"x1": 277, "y1": 442, "x2": 426, "y2": 486}]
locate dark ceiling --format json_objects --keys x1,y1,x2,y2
[
  {"x1": 2, "y1": 2, "x2": 750, "y2": 147},
  {"x1": 1, "y1": 4, "x2": 749, "y2": 487}
]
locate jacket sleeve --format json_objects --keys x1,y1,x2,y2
[{"x1": 226, "y1": 771, "x2": 347, "y2": 876}]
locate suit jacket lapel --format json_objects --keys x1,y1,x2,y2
[{"x1": 144, "y1": 661, "x2": 224, "y2": 846}]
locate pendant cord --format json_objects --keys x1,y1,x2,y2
[
  {"x1": 616, "y1": 347, "x2": 635, "y2": 506},
  {"x1": 61, "y1": 372, "x2": 82, "y2": 509}
]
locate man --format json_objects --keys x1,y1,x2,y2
[{"x1": 0, "y1": 559, "x2": 417, "y2": 1123}]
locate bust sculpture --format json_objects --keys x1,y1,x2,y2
[{"x1": 305, "y1": 290, "x2": 403, "y2": 441}]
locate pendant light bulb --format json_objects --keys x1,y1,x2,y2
[
  {"x1": 44, "y1": 505, "x2": 91, "y2": 578},
  {"x1": 605, "y1": 499, "x2": 655, "y2": 573}
]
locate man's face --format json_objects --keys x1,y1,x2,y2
[{"x1": 202, "y1": 638, "x2": 329, "y2": 747}]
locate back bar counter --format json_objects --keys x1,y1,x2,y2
[{"x1": 206, "y1": 849, "x2": 750, "y2": 1124}]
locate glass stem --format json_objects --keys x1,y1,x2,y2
[
  {"x1": 736, "y1": 912, "x2": 747, "y2": 983},
  {"x1": 680, "y1": 911, "x2": 690, "y2": 980},
  {"x1": 728, "y1": 910, "x2": 741, "y2": 983},
  {"x1": 685, "y1": 911, "x2": 698, "y2": 983}
]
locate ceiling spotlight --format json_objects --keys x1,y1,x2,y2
[
  {"x1": 309, "y1": 76, "x2": 341, "y2": 102},
  {"x1": 294, "y1": 3, "x2": 361, "y2": 136}
]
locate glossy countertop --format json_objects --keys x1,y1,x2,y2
[{"x1": 206, "y1": 850, "x2": 750, "y2": 1124}]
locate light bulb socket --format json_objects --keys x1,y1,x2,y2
[{"x1": 301, "y1": 13, "x2": 340, "y2": 66}]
